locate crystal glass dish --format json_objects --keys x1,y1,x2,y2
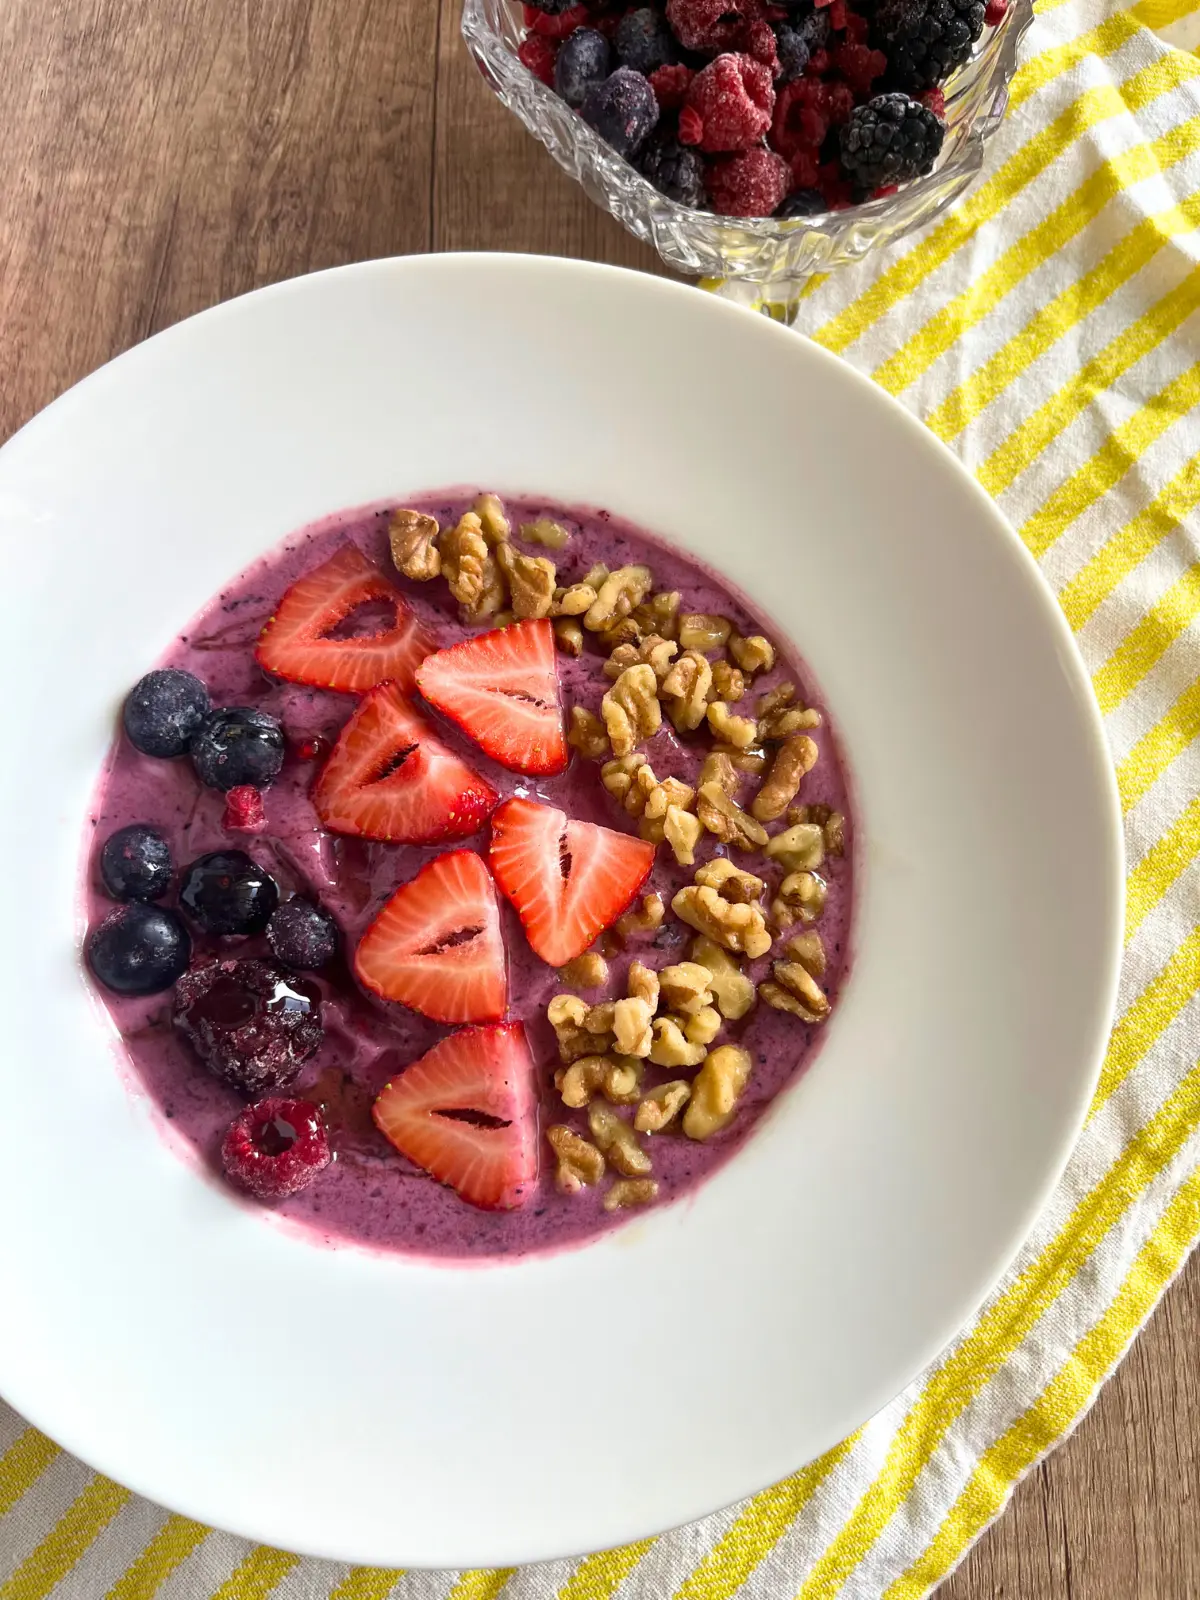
[{"x1": 462, "y1": 0, "x2": 1034, "y2": 306}]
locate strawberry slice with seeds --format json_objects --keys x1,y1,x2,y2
[
  {"x1": 372, "y1": 1023, "x2": 539, "y2": 1210},
  {"x1": 415, "y1": 618, "x2": 567, "y2": 776},
  {"x1": 488, "y1": 796, "x2": 655, "y2": 967},
  {"x1": 312, "y1": 683, "x2": 497, "y2": 844},
  {"x1": 256, "y1": 543, "x2": 433, "y2": 695},
  {"x1": 354, "y1": 850, "x2": 506, "y2": 1023}
]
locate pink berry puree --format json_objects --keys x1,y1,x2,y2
[{"x1": 84, "y1": 493, "x2": 855, "y2": 1260}]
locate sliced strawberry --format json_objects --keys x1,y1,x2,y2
[
  {"x1": 372, "y1": 1023, "x2": 539, "y2": 1210},
  {"x1": 354, "y1": 851, "x2": 506, "y2": 1023},
  {"x1": 488, "y1": 796, "x2": 655, "y2": 967},
  {"x1": 415, "y1": 618, "x2": 567, "y2": 776},
  {"x1": 255, "y1": 543, "x2": 433, "y2": 694},
  {"x1": 312, "y1": 683, "x2": 497, "y2": 844}
]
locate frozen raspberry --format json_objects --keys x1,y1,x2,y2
[
  {"x1": 222, "y1": 785, "x2": 265, "y2": 831},
  {"x1": 828, "y1": 0, "x2": 848, "y2": 26},
  {"x1": 528, "y1": 1, "x2": 589, "y2": 38},
  {"x1": 174, "y1": 957, "x2": 324, "y2": 1097},
  {"x1": 615, "y1": 7, "x2": 679, "y2": 72},
  {"x1": 707, "y1": 147, "x2": 790, "y2": 214},
  {"x1": 291, "y1": 732, "x2": 331, "y2": 764},
  {"x1": 835, "y1": 41, "x2": 888, "y2": 94},
  {"x1": 666, "y1": 0, "x2": 752, "y2": 53},
  {"x1": 790, "y1": 147, "x2": 821, "y2": 186},
  {"x1": 743, "y1": 18, "x2": 781, "y2": 74},
  {"x1": 680, "y1": 53, "x2": 774, "y2": 152},
  {"x1": 921, "y1": 85, "x2": 946, "y2": 116},
  {"x1": 581, "y1": 66, "x2": 660, "y2": 155},
  {"x1": 221, "y1": 1097, "x2": 331, "y2": 1202},
  {"x1": 771, "y1": 77, "x2": 829, "y2": 158},
  {"x1": 805, "y1": 45, "x2": 830, "y2": 72},
  {"x1": 648, "y1": 61, "x2": 695, "y2": 108},
  {"x1": 518, "y1": 33, "x2": 558, "y2": 82},
  {"x1": 844, "y1": 9, "x2": 870, "y2": 41},
  {"x1": 984, "y1": 0, "x2": 1007, "y2": 21},
  {"x1": 555, "y1": 26, "x2": 611, "y2": 106}
]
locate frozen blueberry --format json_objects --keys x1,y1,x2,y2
[
  {"x1": 190, "y1": 706, "x2": 285, "y2": 792},
  {"x1": 180, "y1": 850, "x2": 280, "y2": 936},
  {"x1": 123, "y1": 669, "x2": 211, "y2": 759},
  {"x1": 615, "y1": 8, "x2": 678, "y2": 74},
  {"x1": 554, "y1": 27, "x2": 611, "y2": 109},
  {"x1": 173, "y1": 958, "x2": 323, "y2": 1096},
  {"x1": 266, "y1": 897, "x2": 340, "y2": 971},
  {"x1": 776, "y1": 187, "x2": 826, "y2": 217},
  {"x1": 99, "y1": 823, "x2": 172, "y2": 901},
  {"x1": 580, "y1": 67, "x2": 659, "y2": 158},
  {"x1": 87, "y1": 903, "x2": 191, "y2": 996}
]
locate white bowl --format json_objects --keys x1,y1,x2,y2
[{"x1": 0, "y1": 254, "x2": 1122, "y2": 1568}]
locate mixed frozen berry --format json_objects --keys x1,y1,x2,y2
[
  {"x1": 87, "y1": 903, "x2": 191, "y2": 996},
  {"x1": 99, "y1": 823, "x2": 173, "y2": 901},
  {"x1": 221, "y1": 1096, "x2": 332, "y2": 1201},
  {"x1": 516, "y1": 0, "x2": 1010, "y2": 214},
  {"x1": 173, "y1": 957, "x2": 324, "y2": 1096},
  {"x1": 266, "y1": 896, "x2": 340, "y2": 972},
  {"x1": 123, "y1": 668, "x2": 211, "y2": 759},
  {"x1": 190, "y1": 706, "x2": 286, "y2": 791}
]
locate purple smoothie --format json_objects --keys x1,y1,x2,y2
[{"x1": 84, "y1": 493, "x2": 855, "y2": 1260}]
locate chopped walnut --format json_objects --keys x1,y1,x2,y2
[
  {"x1": 714, "y1": 742, "x2": 769, "y2": 776},
  {"x1": 696, "y1": 781, "x2": 769, "y2": 851},
  {"x1": 520, "y1": 518, "x2": 570, "y2": 550},
  {"x1": 553, "y1": 618, "x2": 583, "y2": 657},
  {"x1": 547, "y1": 1125, "x2": 605, "y2": 1193},
  {"x1": 601, "y1": 664, "x2": 661, "y2": 758},
  {"x1": 661, "y1": 650, "x2": 713, "y2": 733},
  {"x1": 761, "y1": 959, "x2": 830, "y2": 1023},
  {"x1": 695, "y1": 856, "x2": 764, "y2": 904},
  {"x1": 710, "y1": 660, "x2": 747, "y2": 702},
  {"x1": 555, "y1": 1053, "x2": 643, "y2": 1107},
  {"x1": 630, "y1": 590, "x2": 680, "y2": 640},
  {"x1": 690, "y1": 935, "x2": 756, "y2": 1020},
  {"x1": 634, "y1": 1081, "x2": 691, "y2": 1134},
  {"x1": 658, "y1": 961, "x2": 714, "y2": 1015},
  {"x1": 388, "y1": 508, "x2": 440, "y2": 580},
  {"x1": 671, "y1": 884, "x2": 772, "y2": 959},
  {"x1": 613, "y1": 892, "x2": 665, "y2": 943},
  {"x1": 587, "y1": 1102, "x2": 652, "y2": 1176},
  {"x1": 678, "y1": 613, "x2": 732, "y2": 653},
  {"x1": 557, "y1": 582, "x2": 599, "y2": 617},
  {"x1": 496, "y1": 541, "x2": 556, "y2": 620},
  {"x1": 699, "y1": 749, "x2": 738, "y2": 794},
  {"x1": 582, "y1": 1000, "x2": 615, "y2": 1036},
  {"x1": 601, "y1": 1054, "x2": 644, "y2": 1104},
  {"x1": 685, "y1": 1005, "x2": 722, "y2": 1046},
  {"x1": 626, "y1": 960, "x2": 660, "y2": 1010},
  {"x1": 597, "y1": 617, "x2": 642, "y2": 650},
  {"x1": 649, "y1": 1015, "x2": 708, "y2": 1068},
  {"x1": 604, "y1": 1177, "x2": 659, "y2": 1211},
  {"x1": 787, "y1": 803, "x2": 845, "y2": 857},
  {"x1": 757, "y1": 683, "x2": 822, "y2": 741},
  {"x1": 582, "y1": 563, "x2": 610, "y2": 589},
  {"x1": 494, "y1": 610, "x2": 515, "y2": 628},
  {"x1": 752, "y1": 735, "x2": 819, "y2": 822},
  {"x1": 729, "y1": 634, "x2": 776, "y2": 675},
  {"x1": 602, "y1": 753, "x2": 654, "y2": 816},
  {"x1": 662, "y1": 806, "x2": 703, "y2": 866},
  {"x1": 473, "y1": 492, "x2": 510, "y2": 544},
  {"x1": 441, "y1": 512, "x2": 505, "y2": 620},
  {"x1": 683, "y1": 1045, "x2": 752, "y2": 1140},
  {"x1": 584, "y1": 565, "x2": 653, "y2": 632},
  {"x1": 770, "y1": 870, "x2": 827, "y2": 930},
  {"x1": 764, "y1": 821, "x2": 825, "y2": 873},
  {"x1": 547, "y1": 995, "x2": 610, "y2": 1063},
  {"x1": 568, "y1": 705, "x2": 609, "y2": 761},
  {"x1": 785, "y1": 930, "x2": 826, "y2": 978},
  {"x1": 612, "y1": 995, "x2": 654, "y2": 1058},
  {"x1": 560, "y1": 951, "x2": 608, "y2": 989},
  {"x1": 707, "y1": 701, "x2": 759, "y2": 750},
  {"x1": 604, "y1": 634, "x2": 678, "y2": 684}
]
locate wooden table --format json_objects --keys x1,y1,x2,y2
[{"x1": 3, "y1": 3, "x2": 1198, "y2": 1593}]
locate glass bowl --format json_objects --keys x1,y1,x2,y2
[{"x1": 461, "y1": 0, "x2": 1034, "y2": 311}]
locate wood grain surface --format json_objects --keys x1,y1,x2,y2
[{"x1": 2, "y1": 2, "x2": 1198, "y2": 1594}]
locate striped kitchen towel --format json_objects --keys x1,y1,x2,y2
[{"x1": 2, "y1": 0, "x2": 1200, "y2": 1592}]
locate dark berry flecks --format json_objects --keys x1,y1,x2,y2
[
  {"x1": 87, "y1": 904, "x2": 191, "y2": 996},
  {"x1": 180, "y1": 849, "x2": 280, "y2": 937},
  {"x1": 190, "y1": 706, "x2": 285, "y2": 792},
  {"x1": 173, "y1": 958, "x2": 323, "y2": 1096},
  {"x1": 873, "y1": 0, "x2": 984, "y2": 92},
  {"x1": 267, "y1": 897, "x2": 340, "y2": 972},
  {"x1": 638, "y1": 132, "x2": 708, "y2": 206},
  {"x1": 122, "y1": 669, "x2": 211, "y2": 759},
  {"x1": 99, "y1": 824, "x2": 172, "y2": 901},
  {"x1": 615, "y1": 8, "x2": 679, "y2": 74},
  {"x1": 839, "y1": 92, "x2": 945, "y2": 189},
  {"x1": 221, "y1": 1097, "x2": 332, "y2": 1201},
  {"x1": 776, "y1": 186, "x2": 827, "y2": 217},
  {"x1": 580, "y1": 67, "x2": 660, "y2": 157},
  {"x1": 554, "y1": 27, "x2": 611, "y2": 109}
]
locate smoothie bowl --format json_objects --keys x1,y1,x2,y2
[{"x1": 0, "y1": 255, "x2": 1121, "y2": 1566}]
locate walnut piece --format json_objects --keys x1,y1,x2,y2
[
  {"x1": 520, "y1": 517, "x2": 570, "y2": 550},
  {"x1": 547, "y1": 1125, "x2": 605, "y2": 1193},
  {"x1": 765, "y1": 822, "x2": 826, "y2": 873},
  {"x1": 707, "y1": 701, "x2": 759, "y2": 750},
  {"x1": 441, "y1": 512, "x2": 505, "y2": 619},
  {"x1": 686, "y1": 1005, "x2": 722, "y2": 1046},
  {"x1": 649, "y1": 1015, "x2": 708, "y2": 1068},
  {"x1": 555, "y1": 1053, "x2": 643, "y2": 1107},
  {"x1": 612, "y1": 995, "x2": 654, "y2": 1057},
  {"x1": 788, "y1": 803, "x2": 846, "y2": 858},
  {"x1": 613, "y1": 891, "x2": 665, "y2": 943},
  {"x1": 626, "y1": 960, "x2": 660, "y2": 1010},
  {"x1": 634, "y1": 1080, "x2": 691, "y2": 1134},
  {"x1": 584, "y1": 565, "x2": 653, "y2": 632},
  {"x1": 658, "y1": 961, "x2": 714, "y2": 1015},
  {"x1": 683, "y1": 1045, "x2": 752, "y2": 1140},
  {"x1": 560, "y1": 951, "x2": 609, "y2": 989},
  {"x1": 604, "y1": 1177, "x2": 659, "y2": 1211},
  {"x1": 547, "y1": 995, "x2": 610, "y2": 1063},
  {"x1": 473, "y1": 492, "x2": 510, "y2": 544},
  {"x1": 496, "y1": 541, "x2": 556, "y2": 620},
  {"x1": 785, "y1": 929, "x2": 826, "y2": 978},
  {"x1": 388, "y1": 508, "x2": 440, "y2": 580},
  {"x1": 587, "y1": 1102, "x2": 652, "y2": 1176},
  {"x1": 568, "y1": 705, "x2": 610, "y2": 761},
  {"x1": 690, "y1": 935, "x2": 757, "y2": 1020},
  {"x1": 752, "y1": 735, "x2": 820, "y2": 822},
  {"x1": 605, "y1": 634, "x2": 679, "y2": 685},
  {"x1": 596, "y1": 617, "x2": 641, "y2": 650},
  {"x1": 695, "y1": 856, "x2": 764, "y2": 904},
  {"x1": 557, "y1": 582, "x2": 599, "y2": 617},
  {"x1": 761, "y1": 959, "x2": 830, "y2": 1023},
  {"x1": 661, "y1": 650, "x2": 713, "y2": 732},
  {"x1": 672, "y1": 884, "x2": 772, "y2": 959},
  {"x1": 601, "y1": 663, "x2": 661, "y2": 758},
  {"x1": 696, "y1": 781, "x2": 770, "y2": 850},
  {"x1": 770, "y1": 870, "x2": 827, "y2": 930},
  {"x1": 729, "y1": 634, "x2": 776, "y2": 674},
  {"x1": 678, "y1": 613, "x2": 732, "y2": 653},
  {"x1": 757, "y1": 683, "x2": 822, "y2": 741},
  {"x1": 630, "y1": 590, "x2": 680, "y2": 640},
  {"x1": 710, "y1": 660, "x2": 746, "y2": 702},
  {"x1": 553, "y1": 618, "x2": 583, "y2": 657},
  {"x1": 699, "y1": 749, "x2": 738, "y2": 794},
  {"x1": 662, "y1": 806, "x2": 703, "y2": 866}
]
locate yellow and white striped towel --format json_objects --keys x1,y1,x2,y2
[{"x1": 3, "y1": 0, "x2": 1200, "y2": 1591}]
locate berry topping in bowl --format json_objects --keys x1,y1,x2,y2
[
  {"x1": 122, "y1": 668, "x2": 211, "y2": 759},
  {"x1": 266, "y1": 897, "x2": 340, "y2": 971},
  {"x1": 191, "y1": 707, "x2": 286, "y2": 792},
  {"x1": 87, "y1": 903, "x2": 191, "y2": 995},
  {"x1": 180, "y1": 850, "x2": 280, "y2": 936},
  {"x1": 173, "y1": 957, "x2": 324, "y2": 1095},
  {"x1": 99, "y1": 823, "x2": 172, "y2": 901},
  {"x1": 220, "y1": 1097, "x2": 332, "y2": 1201}
]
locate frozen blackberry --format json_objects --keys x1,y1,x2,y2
[
  {"x1": 554, "y1": 27, "x2": 611, "y2": 110},
  {"x1": 776, "y1": 187, "x2": 826, "y2": 217},
  {"x1": 615, "y1": 8, "x2": 678, "y2": 74},
  {"x1": 173, "y1": 957, "x2": 323, "y2": 1096},
  {"x1": 873, "y1": 0, "x2": 984, "y2": 91},
  {"x1": 638, "y1": 133, "x2": 708, "y2": 207},
  {"x1": 580, "y1": 67, "x2": 659, "y2": 157},
  {"x1": 774, "y1": 9, "x2": 830, "y2": 80},
  {"x1": 839, "y1": 92, "x2": 945, "y2": 189}
]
